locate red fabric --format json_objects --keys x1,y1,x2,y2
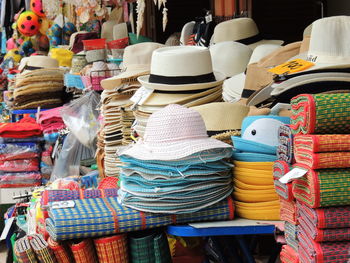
[
  {"x1": 0, "y1": 152, "x2": 39, "y2": 161},
  {"x1": 0, "y1": 117, "x2": 42, "y2": 138},
  {"x1": 280, "y1": 245, "x2": 299, "y2": 263},
  {"x1": 0, "y1": 158, "x2": 39, "y2": 172}
]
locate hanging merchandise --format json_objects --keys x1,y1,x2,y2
[
  {"x1": 42, "y1": 0, "x2": 60, "y2": 20},
  {"x1": 30, "y1": 0, "x2": 46, "y2": 17},
  {"x1": 17, "y1": 11, "x2": 41, "y2": 37}
]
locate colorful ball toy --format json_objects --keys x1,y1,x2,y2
[{"x1": 17, "y1": 11, "x2": 40, "y2": 37}]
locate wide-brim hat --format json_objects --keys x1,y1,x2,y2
[
  {"x1": 222, "y1": 73, "x2": 246, "y2": 103},
  {"x1": 18, "y1": 55, "x2": 59, "y2": 73},
  {"x1": 119, "y1": 104, "x2": 232, "y2": 160}
]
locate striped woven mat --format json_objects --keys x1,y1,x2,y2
[
  {"x1": 280, "y1": 245, "x2": 299, "y2": 263},
  {"x1": 273, "y1": 161, "x2": 294, "y2": 201}
]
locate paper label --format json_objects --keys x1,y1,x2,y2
[
  {"x1": 205, "y1": 14, "x2": 213, "y2": 23},
  {"x1": 51, "y1": 200, "x2": 75, "y2": 209},
  {"x1": 130, "y1": 86, "x2": 154, "y2": 106},
  {"x1": 269, "y1": 59, "x2": 314, "y2": 75},
  {"x1": 279, "y1": 168, "x2": 307, "y2": 184},
  {"x1": 0, "y1": 217, "x2": 14, "y2": 241}
]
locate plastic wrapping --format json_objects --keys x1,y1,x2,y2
[
  {"x1": 60, "y1": 91, "x2": 100, "y2": 149},
  {"x1": 0, "y1": 172, "x2": 42, "y2": 188},
  {"x1": 0, "y1": 143, "x2": 40, "y2": 161},
  {"x1": 0, "y1": 158, "x2": 39, "y2": 172}
]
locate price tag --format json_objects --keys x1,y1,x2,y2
[
  {"x1": 205, "y1": 14, "x2": 213, "y2": 23},
  {"x1": 269, "y1": 59, "x2": 314, "y2": 75},
  {"x1": 0, "y1": 217, "x2": 14, "y2": 241},
  {"x1": 51, "y1": 200, "x2": 75, "y2": 209},
  {"x1": 279, "y1": 168, "x2": 308, "y2": 184},
  {"x1": 130, "y1": 86, "x2": 154, "y2": 106}
]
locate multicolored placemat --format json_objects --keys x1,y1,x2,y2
[
  {"x1": 295, "y1": 150, "x2": 350, "y2": 169},
  {"x1": 291, "y1": 93, "x2": 350, "y2": 135},
  {"x1": 280, "y1": 245, "x2": 299, "y2": 263},
  {"x1": 14, "y1": 236, "x2": 38, "y2": 263},
  {"x1": 294, "y1": 134, "x2": 350, "y2": 153},
  {"x1": 292, "y1": 166, "x2": 350, "y2": 208},
  {"x1": 273, "y1": 161, "x2": 294, "y2": 201},
  {"x1": 277, "y1": 125, "x2": 294, "y2": 164},
  {"x1": 46, "y1": 196, "x2": 234, "y2": 241},
  {"x1": 280, "y1": 199, "x2": 298, "y2": 225},
  {"x1": 29, "y1": 234, "x2": 57, "y2": 263},
  {"x1": 94, "y1": 234, "x2": 128, "y2": 263}
]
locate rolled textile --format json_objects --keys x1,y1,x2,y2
[
  {"x1": 297, "y1": 202, "x2": 350, "y2": 229},
  {"x1": 94, "y1": 234, "x2": 128, "y2": 263},
  {"x1": 273, "y1": 161, "x2": 293, "y2": 201},
  {"x1": 29, "y1": 234, "x2": 57, "y2": 263},
  {"x1": 280, "y1": 199, "x2": 298, "y2": 225},
  {"x1": 294, "y1": 134, "x2": 350, "y2": 153},
  {"x1": 129, "y1": 231, "x2": 172, "y2": 263},
  {"x1": 292, "y1": 166, "x2": 350, "y2": 208},
  {"x1": 46, "y1": 196, "x2": 235, "y2": 241},
  {"x1": 70, "y1": 239, "x2": 98, "y2": 263},
  {"x1": 298, "y1": 228, "x2": 350, "y2": 263},
  {"x1": 14, "y1": 236, "x2": 38, "y2": 263},
  {"x1": 277, "y1": 125, "x2": 294, "y2": 164},
  {"x1": 285, "y1": 222, "x2": 298, "y2": 252},
  {"x1": 290, "y1": 93, "x2": 350, "y2": 135},
  {"x1": 295, "y1": 150, "x2": 350, "y2": 169},
  {"x1": 280, "y1": 245, "x2": 299, "y2": 263},
  {"x1": 47, "y1": 237, "x2": 73, "y2": 263}
]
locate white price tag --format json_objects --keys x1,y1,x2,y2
[
  {"x1": 130, "y1": 86, "x2": 154, "y2": 106},
  {"x1": 205, "y1": 14, "x2": 213, "y2": 23},
  {"x1": 51, "y1": 200, "x2": 75, "y2": 209},
  {"x1": 279, "y1": 168, "x2": 307, "y2": 184}
]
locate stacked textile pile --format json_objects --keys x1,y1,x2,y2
[
  {"x1": 0, "y1": 117, "x2": 42, "y2": 188},
  {"x1": 121, "y1": 105, "x2": 135, "y2": 145},
  {"x1": 13, "y1": 69, "x2": 65, "y2": 109},
  {"x1": 38, "y1": 107, "x2": 66, "y2": 135},
  {"x1": 289, "y1": 93, "x2": 350, "y2": 263},
  {"x1": 232, "y1": 116, "x2": 290, "y2": 220},
  {"x1": 118, "y1": 104, "x2": 233, "y2": 213}
]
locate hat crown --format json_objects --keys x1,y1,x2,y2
[
  {"x1": 123, "y1": 42, "x2": 165, "y2": 68},
  {"x1": 144, "y1": 104, "x2": 208, "y2": 143},
  {"x1": 150, "y1": 46, "x2": 214, "y2": 77},
  {"x1": 307, "y1": 16, "x2": 350, "y2": 64}
]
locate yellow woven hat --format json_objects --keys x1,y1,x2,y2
[
  {"x1": 233, "y1": 190, "x2": 278, "y2": 203},
  {"x1": 234, "y1": 178, "x2": 273, "y2": 190},
  {"x1": 235, "y1": 200, "x2": 280, "y2": 208},
  {"x1": 235, "y1": 206, "x2": 280, "y2": 220},
  {"x1": 234, "y1": 173, "x2": 274, "y2": 186},
  {"x1": 234, "y1": 160, "x2": 274, "y2": 170}
]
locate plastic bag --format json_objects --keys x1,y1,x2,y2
[
  {"x1": 0, "y1": 143, "x2": 40, "y2": 161},
  {"x1": 50, "y1": 133, "x2": 95, "y2": 181},
  {"x1": 0, "y1": 159, "x2": 40, "y2": 172},
  {"x1": 0, "y1": 172, "x2": 42, "y2": 188},
  {"x1": 60, "y1": 91, "x2": 100, "y2": 149}
]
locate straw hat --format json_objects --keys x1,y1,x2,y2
[
  {"x1": 102, "y1": 20, "x2": 119, "y2": 42},
  {"x1": 212, "y1": 18, "x2": 284, "y2": 49},
  {"x1": 191, "y1": 102, "x2": 249, "y2": 131},
  {"x1": 210, "y1": 41, "x2": 253, "y2": 78},
  {"x1": 180, "y1": 21, "x2": 195, "y2": 45},
  {"x1": 113, "y1": 23, "x2": 129, "y2": 40},
  {"x1": 18, "y1": 55, "x2": 59, "y2": 73},
  {"x1": 138, "y1": 46, "x2": 226, "y2": 91},
  {"x1": 101, "y1": 42, "x2": 165, "y2": 90},
  {"x1": 119, "y1": 104, "x2": 232, "y2": 160}
]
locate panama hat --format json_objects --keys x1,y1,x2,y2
[
  {"x1": 138, "y1": 46, "x2": 226, "y2": 91},
  {"x1": 18, "y1": 55, "x2": 59, "y2": 73},
  {"x1": 101, "y1": 42, "x2": 165, "y2": 90},
  {"x1": 113, "y1": 22, "x2": 129, "y2": 40},
  {"x1": 119, "y1": 104, "x2": 232, "y2": 160},
  {"x1": 210, "y1": 41, "x2": 253, "y2": 78},
  {"x1": 232, "y1": 115, "x2": 290, "y2": 154},
  {"x1": 212, "y1": 18, "x2": 284, "y2": 49}
]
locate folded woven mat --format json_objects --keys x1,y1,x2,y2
[
  {"x1": 47, "y1": 237, "x2": 73, "y2": 263},
  {"x1": 280, "y1": 199, "x2": 298, "y2": 225},
  {"x1": 94, "y1": 234, "x2": 128, "y2": 263},
  {"x1": 297, "y1": 202, "x2": 350, "y2": 229},
  {"x1": 298, "y1": 228, "x2": 350, "y2": 263},
  {"x1": 46, "y1": 196, "x2": 234, "y2": 241},
  {"x1": 277, "y1": 125, "x2": 294, "y2": 164},
  {"x1": 290, "y1": 93, "x2": 350, "y2": 134},
  {"x1": 294, "y1": 134, "x2": 350, "y2": 153},
  {"x1": 292, "y1": 166, "x2": 350, "y2": 208},
  {"x1": 285, "y1": 222, "x2": 298, "y2": 252},
  {"x1": 14, "y1": 236, "x2": 38, "y2": 263},
  {"x1": 70, "y1": 239, "x2": 98, "y2": 263},
  {"x1": 29, "y1": 234, "x2": 57, "y2": 263},
  {"x1": 280, "y1": 245, "x2": 299, "y2": 263},
  {"x1": 295, "y1": 150, "x2": 350, "y2": 169},
  {"x1": 273, "y1": 161, "x2": 294, "y2": 201}
]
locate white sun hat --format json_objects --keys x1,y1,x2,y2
[
  {"x1": 138, "y1": 46, "x2": 226, "y2": 91},
  {"x1": 212, "y1": 17, "x2": 284, "y2": 49},
  {"x1": 119, "y1": 104, "x2": 232, "y2": 160}
]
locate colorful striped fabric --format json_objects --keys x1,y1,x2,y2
[
  {"x1": 280, "y1": 245, "x2": 299, "y2": 263},
  {"x1": 298, "y1": 228, "x2": 350, "y2": 263},
  {"x1": 70, "y1": 239, "x2": 98, "y2": 263},
  {"x1": 294, "y1": 134, "x2": 350, "y2": 153},
  {"x1": 295, "y1": 150, "x2": 350, "y2": 169},
  {"x1": 292, "y1": 166, "x2": 350, "y2": 208},
  {"x1": 290, "y1": 93, "x2": 350, "y2": 135},
  {"x1": 47, "y1": 237, "x2": 73, "y2": 263},
  {"x1": 277, "y1": 125, "x2": 294, "y2": 164},
  {"x1": 285, "y1": 222, "x2": 298, "y2": 252},
  {"x1": 46, "y1": 196, "x2": 234, "y2": 241},
  {"x1": 129, "y1": 231, "x2": 172, "y2": 263},
  {"x1": 29, "y1": 234, "x2": 57, "y2": 263},
  {"x1": 14, "y1": 236, "x2": 38, "y2": 263},
  {"x1": 273, "y1": 161, "x2": 294, "y2": 201},
  {"x1": 280, "y1": 199, "x2": 298, "y2": 225},
  {"x1": 297, "y1": 202, "x2": 350, "y2": 229},
  {"x1": 94, "y1": 234, "x2": 128, "y2": 263}
]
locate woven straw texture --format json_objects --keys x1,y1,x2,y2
[
  {"x1": 285, "y1": 222, "x2": 298, "y2": 252},
  {"x1": 46, "y1": 196, "x2": 234, "y2": 241},
  {"x1": 29, "y1": 234, "x2": 57, "y2": 263},
  {"x1": 277, "y1": 125, "x2": 294, "y2": 164},
  {"x1": 292, "y1": 166, "x2": 350, "y2": 208},
  {"x1": 273, "y1": 161, "x2": 294, "y2": 201},
  {"x1": 290, "y1": 93, "x2": 350, "y2": 135},
  {"x1": 294, "y1": 134, "x2": 350, "y2": 153},
  {"x1": 280, "y1": 199, "x2": 298, "y2": 225},
  {"x1": 47, "y1": 237, "x2": 73, "y2": 263},
  {"x1": 94, "y1": 234, "x2": 128, "y2": 263},
  {"x1": 14, "y1": 236, "x2": 38, "y2": 263},
  {"x1": 70, "y1": 239, "x2": 98, "y2": 263},
  {"x1": 280, "y1": 245, "x2": 299, "y2": 263}
]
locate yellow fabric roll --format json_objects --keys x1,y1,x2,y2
[
  {"x1": 234, "y1": 178, "x2": 273, "y2": 190},
  {"x1": 234, "y1": 173, "x2": 274, "y2": 186},
  {"x1": 233, "y1": 191, "x2": 279, "y2": 203},
  {"x1": 233, "y1": 161, "x2": 274, "y2": 170},
  {"x1": 236, "y1": 206, "x2": 281, "y2": 220}
]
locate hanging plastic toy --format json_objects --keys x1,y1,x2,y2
[
  {"x1": 17, "y1": 11, "x2": 41, "y2": 37},
  {"x1": 30, "y1": 0, "x2": 46, "y2": 17}
]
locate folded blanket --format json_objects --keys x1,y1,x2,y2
[
  {"x1": 70, "y1": 239, "x2": 98, "y2": 263},
  {"x1": 294, "y1": 134, "x2": 350, "y2": 153},
  {"x1": 0, "y1": 172, "x2": 42, "y2": 188},
  {"x1": 291, "y1": 93, "x2": 350, "y2": 135},
  {"x1": 0, "y1": 117, "x2": 42, "y2": 138},
  {"x1": 285, "y1": 222, "x2": 298, "y2": 252},
  {"x1": 298, "y1": 227, "x2": 350, "y2": 263},
  {"x1": 47, "y1": 238, "x2": 73, "y2": 263},
  {"x1": 14, "y1": 236, "x2": 38, "y2": 263},
  {"x1": 292, "y1": 166, "x2": 350, "y2": 208},
  {"x1": 94, "y1": 234, "x2": 128, "y2": 263},
  {"x1": 46, "y1": 196, "x2": 235, "y2": 241},
  {"x1": 273, "y1": 161, "x2": 294, "y2": 201},
  {"x1": 280, "y1": 199, "x2": 298, "y2": 225},
  {"x1": 29, "y1": 234, "x2": 57, "y2": 263},
  {"x1": 0, "y1": 158, "x2": 39, "y2": 172},
  {"x1": 280, "y1": 245, "x2": 299, "y2": 263},
  {"x1": 277, "y1": 125, "x2": 294, "y2": 164},
  {"x1": 297, "y1": 202, "x2": 350, "y2": 229}
]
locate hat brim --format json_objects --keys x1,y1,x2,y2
[
  {"x1": 248, "y1": 39, "x2": 284, "y2": 50},
  {"x1": 138, "y1": 71, "x2": 226, "y2": 91},
  {"x1": 119, "y1": 137, "x2": 232, "y2": 161},
  {"x1": 232, "y1": 151, "x2": 277, "y2": 162},
  {"x1": 232, "y1": 136, "x2": 277, "y2": 155},
  {"x1": 223, "y1": 72, "x2": 246, "y2": 100}
]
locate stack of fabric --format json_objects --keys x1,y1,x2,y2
[
  {"x1": 118, "y1": 104, "x2": 233, "y2": 213},
  {"x1": 38, "y1": 107, "x2": 66, "y2": 135},
  {"x1": 289, "y1": 93, "x2": 350, "y2": 263},
  {"x1": 231, "y1": 115, "x2": 290, "y2": 220},
  {"x1": 13, "y1": 69, "x2": 65, "y2": 109},
  {"x1": 0, "y1": 117, "x2": 42, "y2": 188}
]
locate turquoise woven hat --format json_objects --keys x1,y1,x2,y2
[{"x1": 232, "y1": 115, "x2": 290, "y2": 154}]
